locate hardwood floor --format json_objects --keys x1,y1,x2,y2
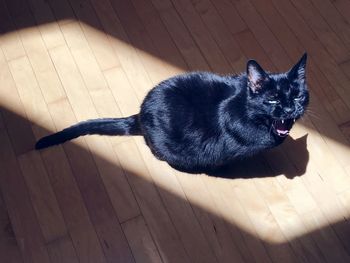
[{"x1": 1, "y1": 0, "x2": 350, "y2": 262}]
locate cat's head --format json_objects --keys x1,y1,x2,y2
[{"x1": 246, "y1": 53, "x2": 309, "y2": 138}]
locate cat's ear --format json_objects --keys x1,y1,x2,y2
[
  {"x1": 288, "y1": 53, "x2": 307, "y2": 82},
  {"x1": 247, "y1": 60, "x2": 268, "y2": 93}
]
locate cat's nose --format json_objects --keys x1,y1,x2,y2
[{"x1": 284, "y1": 107, "x2": 294, "y2": 114}]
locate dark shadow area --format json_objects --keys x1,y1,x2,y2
[
  {"x1": 209, "y1": 135, "x2": 309, "y2": 179},
  {"x1": 1, "y1": 0, "x2": 350, "y2": 262},
  {"x1": 1, "y1": 104, "x2": 350, "y2": 263}
]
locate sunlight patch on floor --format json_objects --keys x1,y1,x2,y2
[{"x1": 1, "y1": 21, "x2": 350, "y2": 246}]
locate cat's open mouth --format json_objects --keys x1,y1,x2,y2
[{"x1": 272, "y1": 119, "x2": 296, "y2": 137}]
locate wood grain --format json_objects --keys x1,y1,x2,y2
[{"x1": 0, "y1": 0, "x2": 350, "y2": 262}]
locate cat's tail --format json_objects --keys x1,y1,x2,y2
[{"x1": 35, "y1": 114, "x2": 141, "y2": 150}]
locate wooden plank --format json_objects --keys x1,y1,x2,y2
[
  {"x1": 59, "y1": 124, "x2": 135, "y2": 263},
  {"x1": 8, "y1": 50, "x2": 103, "y2": 263},
  {"x1": 189, "y1": 0, "x2": 246, "y2": 72},
  {"x1": 210, "y1": 0, "x2": 247, "y2": 35},
  {"x1": 251, "y1": 161, "x2": 326, "y2": 263},
  {"x1": 135, "y1": 139, "x2": 219, "y2": 263},
  {"x1": 282, "y1": 124, "x2": 350, "y2": 254},
  {"x1": 46, "y1": 0, "x2": 75, "y2": 26},
  {"x1": 48, "y1": 46, "x2": 98, "y2": 120},
  {"x1": 339, "y1": 58, "x2": 350, "y2": 82},
  {"x1": 26, "y1": 0, "x2": 66, "y2": 49},
  {"x1": 46, "y1": 236, "x2": 79, "y2": 263},
  {"x1": 89, "y1": 0, "x2": 153, "y2": 100},
  {"x1": 103, "y1": 67, "x2": 140, "y2": 117},
  {"x1": 59, "y1": 21, "x2": 123, "y2": 119},
  {"x1": 58, "y1": 22, "x2": 140, "y2": 222},
  {"x1": 122, "y1": 215, "x2": 163, "y2": 263},
  {"x1": 267, "y1": 147, "x2": 350, "y2": 263},
  {"x1": 176, "y1": 172, "x2": 252, "y2": 263},
  {"x1": 0, "y1": 190, "x2": 24, "y2": 263},
  {"x1": 49, "y1": 45, "x2": 135, "y2": 263},
  {"x1": 106, "y1": 0, "x2": 176, "y2": 83},
  {"x1": 41, "y1": 142, "x2": 107, "y2": 263},
  {"x1": 0, "y1": 129, "x2": 51, "y2": 263},
  {"x1": 229, "y1": 157, "x2": 315, "y2": 263},
  {"x1": 232, "y1": 0, "x2": 291, "y2": 70},
  {"x1": 9, "y1": 56, "x2": 56, "y2": 139},
  {"x1": 115, "y1": 139, "x2": 191, "y2": 263},
  {"x1": 301, "y1": 166, "x2": 350, "y2": 255},
  {"x1": 5, "y1": 0, "x2": 67, "y2": 105},
  {"x1": 10, "y1": 15, "x2": 112, "y2": 262},
  {"x1": 150, "y1": 0, "x2": 210, "y2": 71},
  {"x1": 308, "y1": 0, "x2": 350, "y2": 50},
  {"x1": 18, "y1": 151, "x2": 67, "y2": 242},
  {"x1": 60, "y1": 21, "x2": 127, "y2": 147},
  {"x1": 231, "y1": 178, "x2": 297, "y2": 263},
  {"x1": 339, "y1": 120, "x2": 350, "y2": 142},
  {"x1": 65, "y1": 0, "x2": 120, "y2": 70},
  {"x1": 17, "y1": 24, "x2": 66, "y2": 105},
  {"x1": 338, "y1": 189, "x2": 350, "y2": 219},
  {"x1": 290, "y1": 0, "x2": 350, "y2": 63},
  {"x1": 168, "y1": 0, "x2": 232, "y2": 73},
  {"x1": 216, "y1": 177, "x2": 275, "y2": 263},
  {"x1": 332, "y1": 0, "x2": 350, "y2": 25},
  {"x1": 1, "y1": 31, "x2": 106, "y2": 262},
  {"x1": 0, "y1": 0, "x2": 25, "y2": 60},
  {"x1": 18, "y1": 151, "x2": 81, "y2": 263},
  {"x1": 233, "y1": 29, "x2": 272, "y2": 69},
  {"x1": 299, "y1": 94, "x2": 350, "y2": 183},
  {"x1": 0, "y1": 50, "x2": 36, "y2": 155},
  {"x1": 129, "y1": 0, "x2": 188, "y2": 73}
]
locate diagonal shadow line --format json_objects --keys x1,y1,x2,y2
[
  {"x1": 1, "y1": 102, "x2": 350, "y2": 263},
  {"x1": 0, "y1": 0, "x2": 350, "y2": 261}
]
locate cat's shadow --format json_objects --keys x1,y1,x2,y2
[{"x1": 208, "y1": 135, "x2": 309, "y2": 179}]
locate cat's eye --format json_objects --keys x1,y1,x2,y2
[
  {"x1": 294, "y1": 96, "x2": 303, "y2": 101},
  {"x1": 267, "y1": 100, "x2": 279, "y2": 104}
]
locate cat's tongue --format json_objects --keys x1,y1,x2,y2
[{"x1": 274, "y1": 119, "x2": 294, "y2": 137}]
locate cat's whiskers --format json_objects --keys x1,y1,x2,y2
[
  {"x1": 269, "y1": 122, "x2": 274, "y2": 135},
  {"x1": 299, "y1": 115, "x2": 306, "y2": 122},
  {"x1": 305, "y1": 105, "x2": 317, "y2": 113},
  {"x1": 305, "y1": 108, "x2": 321, "y2": 120}
]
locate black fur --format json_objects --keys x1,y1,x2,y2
[
  {"x1": 36, "y1": 54, "x2": 309, "y2": 174},
  {"x1": 35, "y1": 115, "x2": 141, "y2": 149}
]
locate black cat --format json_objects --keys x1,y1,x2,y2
[{"x1": 36, "y1": 54, "x2": 309, "y2": 174}]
